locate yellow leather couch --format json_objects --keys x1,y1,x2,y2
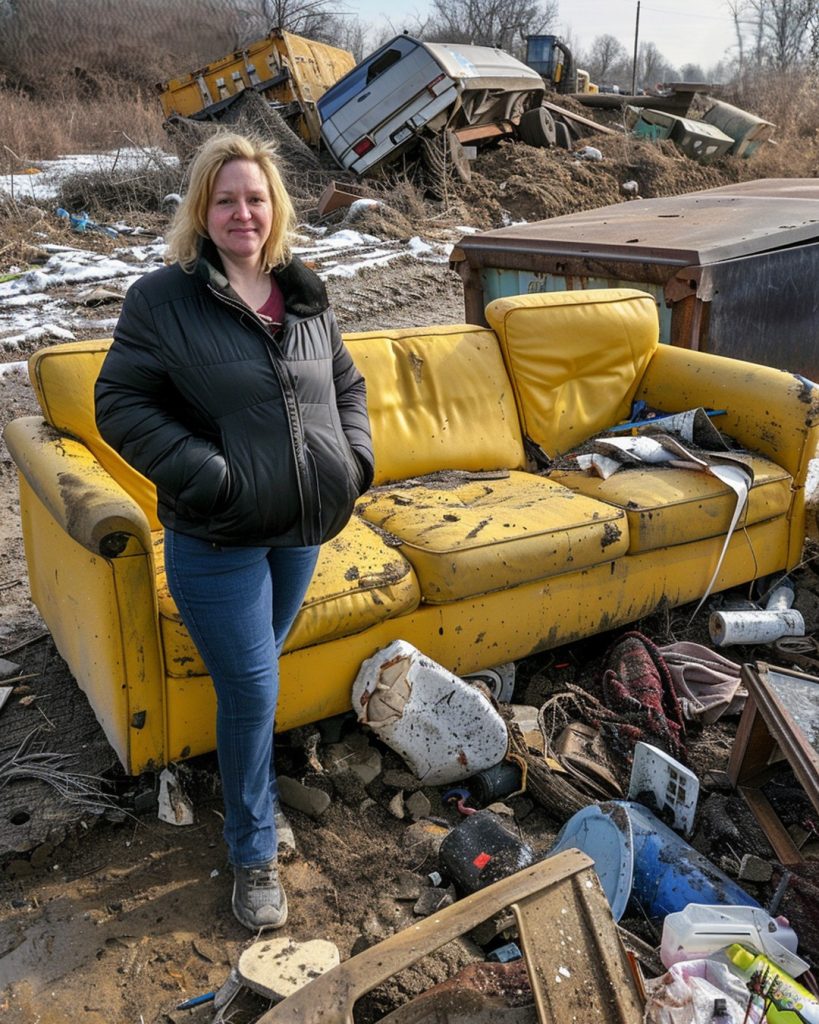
[{"x1": 5, "y1": 289, "x2": 818, "y2": 774}]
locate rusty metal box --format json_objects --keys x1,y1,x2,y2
[{"x1": 451, "y1": 179, "x2": 819, "y2": 382}]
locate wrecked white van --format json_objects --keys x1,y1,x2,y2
[{"x1": 317, "y1": 34, "x2": 545, "y2": 177}]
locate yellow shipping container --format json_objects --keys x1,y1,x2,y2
[{"x1": 156, "y1": 28, "x2": 356, "y2": 146}]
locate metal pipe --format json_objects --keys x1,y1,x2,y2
[{"x1": 631, "y1": 1, "x2": 641, "y2": 95}]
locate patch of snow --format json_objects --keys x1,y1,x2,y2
[
  {"x1": 1, "y1": 217, "x2": 451, "y2": 345},
  {"x1": 0, "y1": 360, "x2": 27, "y2": 376},
  {"x1": 0, "y1": 148, "x2": 178, "y2": 203}
]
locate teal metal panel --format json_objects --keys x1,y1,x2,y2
[{"x1": 480, "y1": 268, "x2": 673, "y2": 343}]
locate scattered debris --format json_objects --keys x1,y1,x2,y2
[
  {"x1": 627, "y1": 741, "x2": 700, "y2": 836},
  {"x1": 352, "y1": 640, "x2": 508, "y2": 785},
  {"x1": 238, "y1": 936, "x2": 340, "y2": 1001},
  {"x1": 157, "y1": 766, "x2": 194, "y2": 826}
]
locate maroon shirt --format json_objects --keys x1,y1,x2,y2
[{"x1": 257, "y1": 277, "x2": 285, "y2": 327}]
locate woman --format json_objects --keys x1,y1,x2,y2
[{"x1": 95, "y1": 132, "x2": 374, "y2": 931}]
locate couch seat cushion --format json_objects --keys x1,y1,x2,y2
[
  {"x1": 356, "y1": 469, "x2": 629, "y2": 603},
  {"x1": 549, "y1": 454, "x2": 792, "y2": 554},
  {"x1": 156, "y1": 517, "x2": 420, "y2": 678}
]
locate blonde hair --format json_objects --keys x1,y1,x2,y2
[{"x1": 165, "y1": 132, "x2": 296, "y2": 273}]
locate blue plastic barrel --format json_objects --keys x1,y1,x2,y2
[{"x1": 548, "y1": 800, "x2": 760, "y2": 923}]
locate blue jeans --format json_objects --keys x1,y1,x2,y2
[{"x1": 164, "y1": 529, "x2": 320, "y2": 867}]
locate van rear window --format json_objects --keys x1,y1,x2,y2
[
  {"x1": 317, "y1": 35, "x2": 421, "y2": 120},
  {"x1": 366, "y1": 48, "x2": 402, "y2": 84}
]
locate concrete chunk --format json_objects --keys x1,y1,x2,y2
[{"x1": 238, "y1": 936, "x2": 340, "y2": 1000}]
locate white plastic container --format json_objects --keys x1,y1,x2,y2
[
  {"x1": 709, "y1": 608, "x2": 804, "y2": 646},
  {"x1": 660, "y1": 903, "x2": 808, "y2": 978}
]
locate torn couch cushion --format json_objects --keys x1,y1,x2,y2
[
  {"x1": 549, "y1": 455, "x2": 791, "y2": 554},
  {"x1": 357, "y1": 470, "x2": 629, "y2": 603},
  {"x1": 157, "y1": 517, "x2": 421, "y2": 677},
  {"x1": 352, "y1": 640, "x2": 508, "y2": 785}
]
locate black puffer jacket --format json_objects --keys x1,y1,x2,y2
[{"x1": 95, "y1": 249, "x2": 374, "y2": 547}]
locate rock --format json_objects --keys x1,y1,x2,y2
[
  {"x1": 413, "y1": 886, "x2": 455, "y2": 917},
  {"x1": 324, "y1": 735, "x2": 382, "y2": 784},
  {"x1": 383, "y1": 769, "x2": 425, "y2": 791},
  {"x1": 577, "y1": 146, "x2": 603, "y2": 161},
  {"x1": 393, "y1": 869, "x2": 422, "y2": 901},
  {"x1": 388, "y1": 791, "x2": 405, "y2": 820},
  {"x1": 401, "y1": 820, "x2": 449, "y2": 864},
  {"x1": 278, "y1": 775, "x2": 331, "y2": 818},
  {"x1": 0, "y1": 657, "x2": 21, "y2": 680},
  {"x1": 738, "y1": 854, "x2": 773, "y2": 884},
  {"x1": 405, "y1": 791, "x2": 431, "y2": 821},
  {"x1": 238, "y1": 936, "x2": 340, "y2": 1000}
]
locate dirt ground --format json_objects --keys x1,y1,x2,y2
[{"x1": 2, "y1": 123, "x2": 819, "y2": 1024}]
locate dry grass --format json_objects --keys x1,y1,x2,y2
[
  {"x1": 723, "y1": 69, "x2": 819, "y2": 179},
  {"x1": 0, "y1": 77, "x2": 167, "y2": 166}
]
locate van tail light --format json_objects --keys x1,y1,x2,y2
[
  {"x1": 427, "y1": 73, "x2": 446, "y2": 96},
  {"x1": 352, "y1": 136, "x2": 375, "y2": 157}
]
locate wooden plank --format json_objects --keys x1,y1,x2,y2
[
  {"x1": 727, "y1": 693, "x2": 778, "y2": 785},
  {"x1": 543, "y1": 101, "x2": 620, "y2": 136},
  {"x1": 739, "y1": 786, "x2": 803, "y2": 866}
]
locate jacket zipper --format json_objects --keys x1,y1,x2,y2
[{"x1": 207, "y1": 284, "x2": 320, "y2": 544}]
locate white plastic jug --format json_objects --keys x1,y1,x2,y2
[{"x1": 660, "y1": 903, "x2": 808, "y2": 979}]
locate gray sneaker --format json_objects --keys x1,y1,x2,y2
[{"x1": 232, "y1": 860, "x2": 288, "y2": 931}]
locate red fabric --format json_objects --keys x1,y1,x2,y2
[
  {"x1": 257, "y1": 277, "x2": 285, "y2": 324},
  {"x1": 600, "y1": 630, "x2": 686, "y2": 760}
]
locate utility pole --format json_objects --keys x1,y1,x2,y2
[{"x1": 631, "y1": 0, "x2": 641, "y2": 95}]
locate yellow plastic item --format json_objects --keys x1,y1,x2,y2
[{"x1": 726, "y1": 944, "x2": 819, "y2": 1024}]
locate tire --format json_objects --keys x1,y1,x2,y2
[
  {"x1": 420, "y1": 131, "x2": 470, "y2": 199},
  {"x1": 554, "y1": 121, "x2": 573, "y2": 151},
  {"x1": 517, "y1": 107, "x2": 556, "y2": 148}
]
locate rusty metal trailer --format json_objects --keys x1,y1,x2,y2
[{"x1": 451, "y1": 179, "x2": 819, "y2": 381}]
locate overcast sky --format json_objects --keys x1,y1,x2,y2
[{"x1": 350, "y1": 0, "x2": 739, "y2": 73}]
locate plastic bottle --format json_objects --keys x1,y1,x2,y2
[
  {"x1": 467, "y1": 761, "x2": 523, "y2": 804},
  {"x1": 725, "y1": 944, "x2": 819, "y2": 1024},
  {"x1": 660, "y1": 903, "x2": 806, "y2": 977}
]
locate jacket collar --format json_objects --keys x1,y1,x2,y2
[{"x1": 194, "y1": 238, "x2": 329, "y2": 318}]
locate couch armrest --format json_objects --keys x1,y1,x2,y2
[
  {"x1": 4, "y1": 416, "x2": 154, "y2": 558},
  {"x1": 638, "y1": 346, "x2": 819, "y2": 484}
]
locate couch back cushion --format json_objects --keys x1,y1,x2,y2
[
  {"x1": 345, "y1": 325, "x2": 525, "y2": 485},
  {"x1": 28, "y1": 340, "x2": 161, "y2": 529},
  {"x1": 485, "y1": 289, "x2": 659, "y2": 458}
]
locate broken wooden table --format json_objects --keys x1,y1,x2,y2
[{"x1": 728, "y1": 661, "x2": 819, "y2": 865}]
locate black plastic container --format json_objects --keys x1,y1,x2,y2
[
  {"x1": 468, "y1": 761, "x2": 523, "y2": 804},
  {"x1": 438, "y1": 810, "x2": 535, "y2": 894}
]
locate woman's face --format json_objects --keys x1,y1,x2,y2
[{"x1": 206, "y1": 158, "x2": 273, "y2": 268}]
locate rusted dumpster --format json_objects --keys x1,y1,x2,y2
[{"x1": 451, "y1": 179, "x2": 819, "y2": 381}]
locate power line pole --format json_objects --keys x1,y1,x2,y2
[{"x1": 631, "y1": 0, "x2": 641, "y2": 95}]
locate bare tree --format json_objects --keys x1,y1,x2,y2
[
  {"x1": 582, "y1": 33, "x2": 630, "y2": 85},
  {"x1": 637, "y1": 41, "x2": 677, "y2": 90},
  {"x1": 422, "y1": 0, "x2": 558, "y2": 60},
  {"x1": 235, "y1": 0, "x2": 353, "y2": 41},
  {"x1": 726, "y1": 0, "x2": 819, "y2": 71},
  {"x1": 301, "y1": 12, "x2": 370, "y2": 60}
]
